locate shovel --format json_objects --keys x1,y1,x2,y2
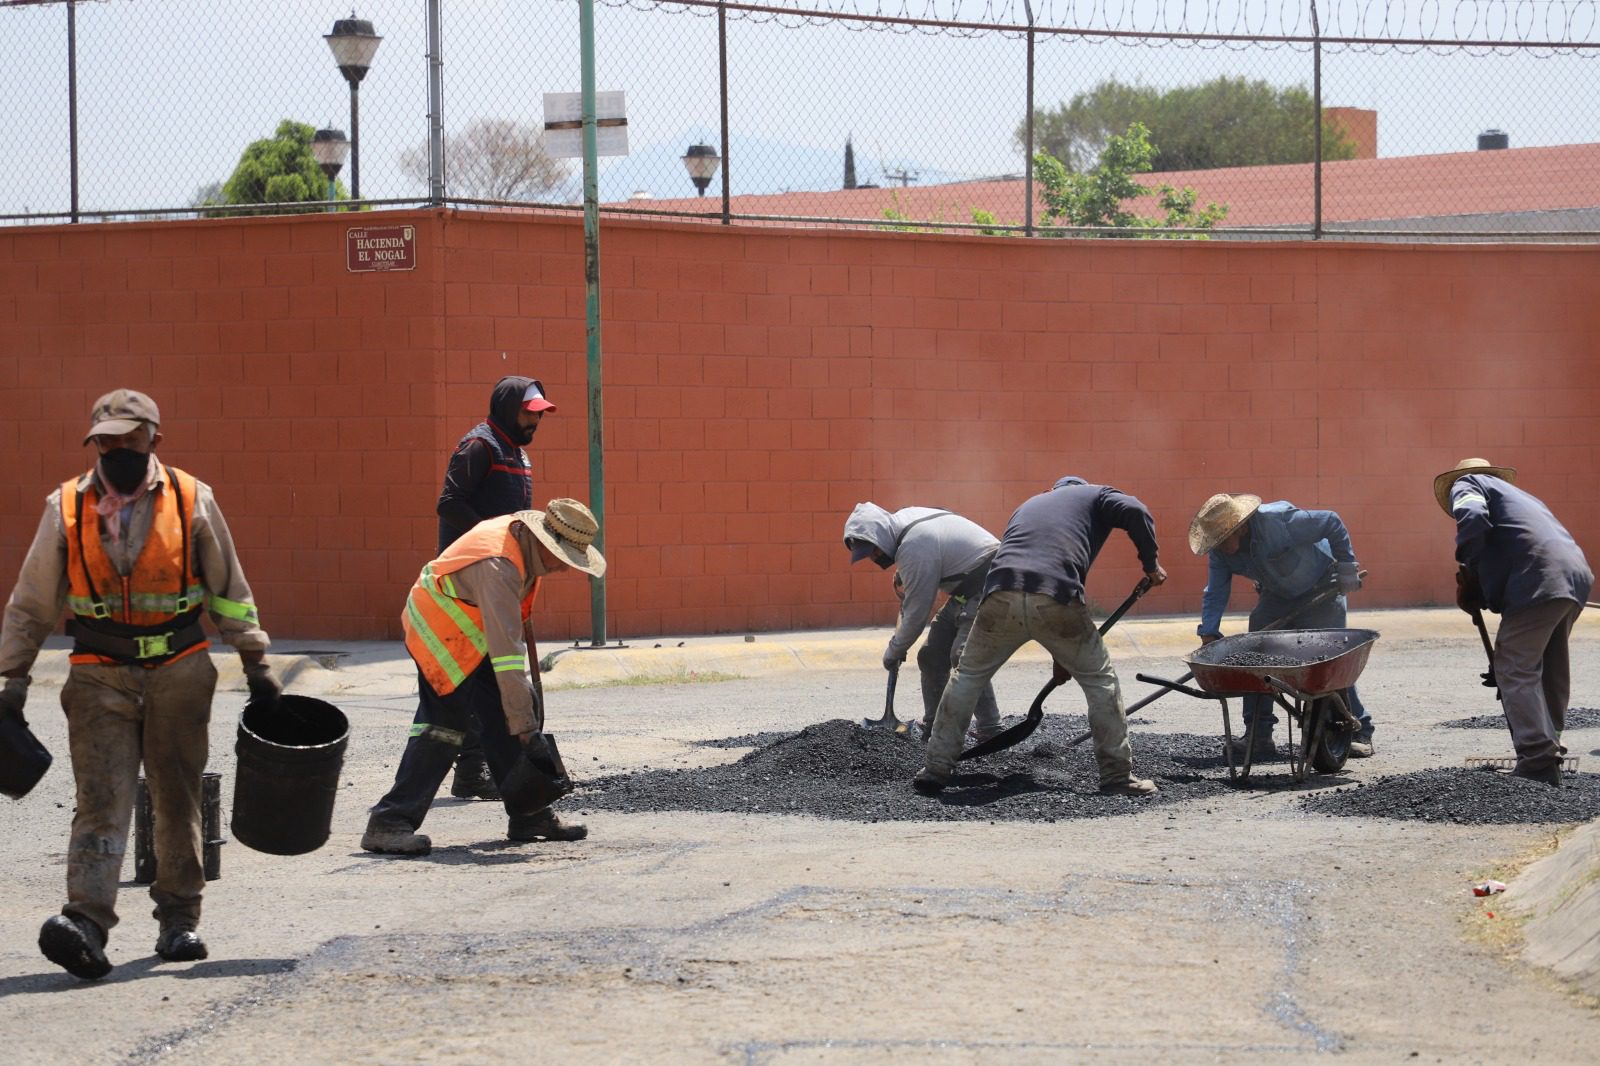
[
  {"x1": 1065, "y1": 570, "x2": 1362, "y2": 748},
  {"x1": 861, "y1": 662, "x2": 910, "y2": 734},
  {"x1": 958, "y1": 575, "x2": 1153, "y2": 762},
  {"x1": 1470, "y1": 607, "x2": 1501, "y2": 701}
]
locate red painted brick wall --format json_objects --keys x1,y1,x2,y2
[{"x1": 2, "y1": 210, "x2": 1597, "y2": 641}]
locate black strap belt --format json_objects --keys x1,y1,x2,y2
[{"x1": 72, "y1": 617, "x2": 207, "y2": 664}]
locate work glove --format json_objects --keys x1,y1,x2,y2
[
  {"x1": 1455, "y1": 568, "x2": 1486, "y2": 613},
  {"x1": 242, "y1": 658, "x2": 282, "y2": 708},
  {"x1": 1336, "y1": 561, "x2": 1362, "y2": 593},
  {"x1": 1051, "y1": 660, "x2": 1072, "y2": 685},
  {"x1": 0, "y1": 676, "x2": 29, "y2": 725},
  {"x1": 882, "y1": 647, "x2": 906, "y2": 672}
]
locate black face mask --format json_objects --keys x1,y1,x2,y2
[
  {"x1": 99, "y1": 448, "x2": 151, "y2": 494},
  {"x1": 873, "y1": 554, "x2": 894, "y2": 570}
]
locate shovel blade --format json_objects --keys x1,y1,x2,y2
[
  {"x1": 956, "y1": 715, "x2": 1040, "y2": 761},
  {"x1": 860, "y1": 712, "x2": 910, "y2": 734}
]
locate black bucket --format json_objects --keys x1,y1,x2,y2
[
  {"x1": 232, "y1": 695, "x2": 349, "y2": 856},
  {"x1": 500, "y1": 733, "x2": 574, "y2": 816},
  {"x1": 0, "y1": 715, "x2": 53, "y2": 800},
  {"x1": 134, "y1": 772, "x2": 224, "y2": 883}
]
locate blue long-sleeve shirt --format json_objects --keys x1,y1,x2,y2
[
  {"x1": 1450, "y1": 474, "x2": 1591, "y2": 614},
  {"x1": 1198, "y1": 501, "x2": 1355, "y2": 636}
]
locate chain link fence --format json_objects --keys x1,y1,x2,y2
[{"x1": 4, "y1": 0, "x2": 1597, "y2": 238}]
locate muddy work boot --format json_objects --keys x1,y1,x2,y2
[
  {"x1": 1512, "y1": 762, "x2": 1562, "y2": 787},
  {"x1": 361, "y1": 815, "x2": 432, "y2": 856},
  {"x1": 1099, "y1": 777, "x2": 1159, "y2": 797},
  {"x1": 1348, "y1": 734, "x2": 1376, "y2": 759},
  {"x1": 507, "y1": 808, "x2": 588, "y2": 842},
  {"x1": 1228, "y1": 732, "x2": 1278, "y2": 762},
  {"x1": 450, "y1": 754, "x2": 501, "y2": 801},
  {"x1": 155, "y1": 926, "x2": 209, "y2": 962},
  {"x1": 911, "y1": 767, "x2": 949, "y2": 796},
  {"x1": 38, "y1": 914, "x2": 112, "y2": 981}
]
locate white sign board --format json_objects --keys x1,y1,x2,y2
[{"x1": 543, "y1": 91, "x2": 629, "y2": 158}]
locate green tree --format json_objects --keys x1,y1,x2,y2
[
  {"x1": 218, "y1": 120, "x2": 346, "y2": 214},
  {"x1": 1035, "y1": 123, "x2": 1227, "y2": 237},
  {"x1": 843, "y1": 136, "x2": 858, "y2": 190},
  {"x1": 1021, "y1": 76, "x2": 1355, "y2": 173}
]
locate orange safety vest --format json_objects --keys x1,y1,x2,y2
[
  {"x1": 61, "y1": 464, "x2": 210, "y2": 666},
  {"x1": 402, "y1": 514, "x2": 540, "y2": 696}
]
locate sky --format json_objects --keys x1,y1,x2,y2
[{"x1": 2, "y1": 0, "x2": 1597, "y2": 217}]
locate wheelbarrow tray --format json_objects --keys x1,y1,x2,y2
[{"x1": 1184, "y1": 628, "x2": 1379, "y2": 697}]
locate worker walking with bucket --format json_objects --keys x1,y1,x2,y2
[
  {"x1": 1435, "y1": 458, "x2": 1592, "y2": 787},
  {"x1": 0, "y1": 390, "x2": 280, "y2": 980},
  {"x1": 1189, "y1": 494, "x2": 1373, "y2": 760},
  {"x1": 842, "y1": 503, "x2": 1001, "y2": 741},
  {"x1": 361, "y1": 499, "x2": 606, "y2": 856}
]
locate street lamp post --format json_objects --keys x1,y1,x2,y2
[
  {"x1": 681, "y1": 143, "x2": 721, "y2": 197},
  {"x1": 324, "y1": 14, "x2": 382, "y2": 203},
  {"x1": 311, "y1": 128, "x2": 349, "y2": 212}
]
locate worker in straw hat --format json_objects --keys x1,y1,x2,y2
[
  {"x1": 1189, "y1": 493, "x2": 1372, "y2": 761},
  {"x1": 1435, "y1": 458, "x2": 1591, "y2": 787},
  {"x1": 361, "y1": 499, "x2": 607, "y2": 855}
]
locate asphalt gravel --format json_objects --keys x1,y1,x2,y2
[
  {"x1": 1299, "y1": 766, "x2": 1600, "y2": 823},
  {"x1": 579, "y1": 717, "x2": 1245, "y2": 823},
  {"x1": 1440, "y1": 706, "x2": 1600, "y2": 729}
]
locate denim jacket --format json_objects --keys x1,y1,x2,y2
[{"x1": 1197, "y1": 501, "x2": 1354, "y2": 636}]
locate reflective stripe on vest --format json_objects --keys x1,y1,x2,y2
[
  {"x1": 61, "y1": 466, "x2": 206, "y2": 626},
  {"x1": 402, "y1": 515, "x2": 540, "y2": 696}
]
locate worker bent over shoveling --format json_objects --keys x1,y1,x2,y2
[
  {"x1": 913, "y1": 477, "x2": 1167, "y2": 798},
  {"x1": 362, "y1": 500, "x2": 606, "y2": 855}
]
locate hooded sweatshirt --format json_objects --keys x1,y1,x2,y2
[
  {"x1": 843, "y1": 503, "x2": 998, "y2": 660},
  {"x1": 436, "y1": 376, "x2": 543, "y2": 552}
]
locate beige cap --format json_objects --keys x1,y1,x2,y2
[
  {"x1": 1433, "y1": 458, "x2": 1516, "y2": 516},
  {"x1": 518, "y1": 499, "x2": 607, "y2": 577},
  {"x1": 84, "y1": 389, "x2": 160, "y2": 445},
  {"x1": 1188, "y1": 493, "x2": 1262, "y2": 555}
]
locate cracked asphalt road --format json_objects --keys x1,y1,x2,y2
[{"x1": 2, "y1": 622, "x2": 1597, "y2": 1063}]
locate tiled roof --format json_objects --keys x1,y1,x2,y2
[{"x1": 617, "y1": 142, "x2": 1600, "y2": 231}]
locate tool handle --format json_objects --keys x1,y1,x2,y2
[
  {"x1": 1097, "y1": 575, "x2": 1154, "y2": 636},
  {"x1": 885, "y1": 662, "x2": 899, "y2": 714}
]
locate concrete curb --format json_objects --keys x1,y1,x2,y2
[
  {"x1": 15, "y1": 607, "x2": 1596, "y2": 700},
  {"x1": 1507, "y1": 820, "x2": 1600, "y2": 998}
]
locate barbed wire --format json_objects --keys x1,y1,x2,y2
[{"x1": 605, "y1": 0, "x2": 1600, "y2": 50}]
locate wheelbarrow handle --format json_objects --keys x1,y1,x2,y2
[{"x1": 1131, "y1": 672, "x2": 1217, "y2": 702}]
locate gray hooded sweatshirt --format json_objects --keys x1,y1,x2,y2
[{"x1": 843, "y1": 503, "x2": 999, "y2": 661}]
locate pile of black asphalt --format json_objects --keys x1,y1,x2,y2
[
  {"x1": 1300, "y1": 767, "x2": 1600, "y2": 824},
  {"x1": 1440, "y1": 706, "x2": 1600, "y2": 730},
  {"x1": 578, "y1": 717, "x2": 1243, "y2": 824}
]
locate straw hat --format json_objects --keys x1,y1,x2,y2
[
  {"x1": 519, "y1": 499, "x2": 607, "y2": 577},
  {"x1": 1188, "y1": 493, "x2": 1262, "y2": 555},
  {"x1": 1433, "y1": 458, "x2": 1516, "y2": 516}
]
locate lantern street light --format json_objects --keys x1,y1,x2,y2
[
  {"x1": 681, "y1": 143, "x2": 721, "y2": 197},
  {"x1": 311, "y1": 128, "x2": 349, "y2": 212},
  {"x1": 324, "y1": 14, "x2": 382, "y2": 202}
]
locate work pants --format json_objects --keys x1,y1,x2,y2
[
  {"x1": 917, "y1": 595, "x2": 1000, "y2": 734},
  {"x1": 370, "y1": 660, "x2": 526, "y2": 830},
  {"x1": 1493, "y1": 597, "x2": 1581, "y2": 775},
  {"x1": 59, "y1": 651, "x2": 217, "y2": 937},
  {"x1": 1243, "y1": 590, "x2": 1372, "y2": 739},
  {"x1": 925, "y1": 591, "x2": 1133, "y2": 785}
]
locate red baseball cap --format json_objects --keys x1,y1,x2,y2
[{"x1": 522, "y1": 381, "x2": 556, "y2": 413}]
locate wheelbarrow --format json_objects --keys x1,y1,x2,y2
[{"x1": 1135, "y1": 628, "x2": 1379, "y2": 783}]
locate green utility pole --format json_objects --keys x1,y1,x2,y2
[{"x1": 579, "y1": 0, "x2": 607, "y2": 646}]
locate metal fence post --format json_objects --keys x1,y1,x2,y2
[
  {"x1": 427, "y1": 0, "x2": 445, "y2": 206},
  {"x1": 580, "y1": 0, "x2": 608, "y2": 646},
  {"x1": 1311, "y1": 0, "x2": 1323, "y2": 240},
  {"x1": 718, "y1": 2, "x2": 731, "y2": 224},
  {"x1": 1024, "y1": 0, "x2": 1035, "y2": 237},
  {"x1": 67, "y1": 0, "x2": 79, "y2": 223}
]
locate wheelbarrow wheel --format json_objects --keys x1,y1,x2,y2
[{"x1": 1308, "y1": 694, "x2": 1352, "y2": 772}]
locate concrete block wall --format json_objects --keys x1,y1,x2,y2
[{"x1": 2, "y1": 210, "x2": 1597, "y2": 641}]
